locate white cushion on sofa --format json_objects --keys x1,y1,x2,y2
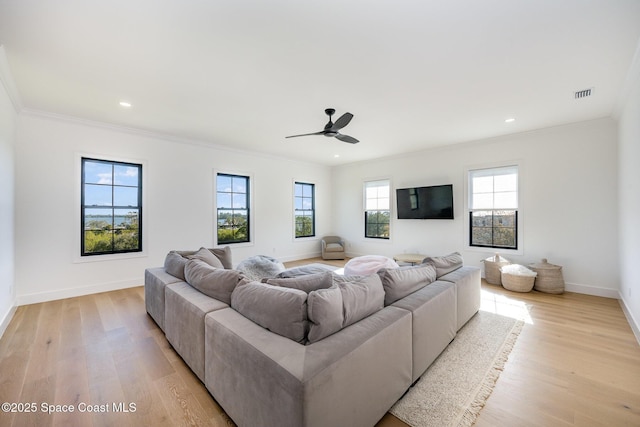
[{"x1": 344, "y1": 255, "x2": 399, "y2": 276}]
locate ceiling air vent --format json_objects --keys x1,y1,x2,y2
[{"x1": 574, "y1": 88, "x2": 593, "y2": 99}]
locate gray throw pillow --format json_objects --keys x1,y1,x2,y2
[
  {"x1": 188, "y1": 247, "x2": 225, "y2": 269},
  {"x1": 210, "y1": 246, "x2": 233, "y2": 269},
  {"x1": 164, "y1": 251, "x2": 188, "y2": 280},
  {"x1": 306, "y1": 274, "x2": 385, "y2": 344},
  {"x1": 307, "y1": 286, "x2": 343, "y2": 343},
  {"x1": 377, "y1": 263, "x2": 437, "y2": 305},
  {"x1": 422, "y1": 252, "x2": 463, "y2": 278},
  {"x1": 231, "y1": 282, "x2": 308, "y2": 343},
  {"x1": 334, "y1": 274, "x2": 385, "y2": 327},
  {"x1": 266, "y1": 272, "x2": 334, "y2": 293},
  {"x1": 184, "y1": 259, "x2": 244, "y2": 305}
]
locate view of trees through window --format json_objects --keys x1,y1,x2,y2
[
  {"x1": 469, "y1": 166, "x2": 518, "y2": 249},
  {"x1": 364, "y1": 180, "x2": 390, "y2": 239},
  {"x1": 217, "y1": 173, "x2": 250, "y2": 244},
  {"x1": 82, "y1": 158, "x2": 142, "y2": 255}
]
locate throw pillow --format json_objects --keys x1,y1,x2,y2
[
  {"x1": 422, "y1": 252, "x2": 463, "y2": 278},
  {"x1": 164, "y1": 251, "x2": 188, "y2": 280},
  {"x1": 184, "y1": 258, "x2": 244, "y2": 305},
  {"x1": 231, "y1": 281, "x2": 308, "y2": 343},
  {"x1": 265, "y1": 272, "x2": 333, "y2": 293},
  {"x1": 334, "y1": 274, "x2": 385, "y2": 327},
  {"x1": 307, "y1": 286, "x2": 344, "y2": 343},
  {"x1": 210, "y1": 246, "x2": 233, "y2": 269},
  {"x1": 343, "y1": 255, "x2": 399, "y2": 276},
  {"x1": 377, "y1": 263, "x2": 437, "y2": 305},
  {"x1": 236, "y1": 255, "x2": 286, "y2": 281},
  {"x1": 188, "y1": 247, "x2": 225, "y2": 269}
]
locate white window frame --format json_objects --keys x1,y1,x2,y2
[
  {"x1": 363, "y1": 179, "x2": 391, "y2": 240},
  {"x1": 465, "y1": 162, "x2": 523, "y2": 255}
]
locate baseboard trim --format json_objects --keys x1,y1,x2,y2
[
  {"x1": 619, "y1": 295, "x2": 640, "y2": 346},
  {"x1": 0, "y1": 304, "x2": 17, "y2": 340},
  {"x1": 564, "y1": 282, "x2": 619, "y2": 299},
  {"x1": 17, "y1": 278, "x2": 142, "y2": 306}
]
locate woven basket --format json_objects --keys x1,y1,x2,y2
[
  {"x1": 528, "y1": 258, "x2": 565, "y2": 294},
  {"x1": 483, "y1": 253, "x2": 511, "y2": 285},
  {"x1": 501, "y1": 269, "x2": 536, "y2": 292}
]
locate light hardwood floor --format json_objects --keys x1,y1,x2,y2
[{"x1": 0, "y1": 258, "x2": 638, "y2": 427}]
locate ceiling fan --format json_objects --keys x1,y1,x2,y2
[{"x1": 285, "y1": 108, "x2": 359, "y2": 144}]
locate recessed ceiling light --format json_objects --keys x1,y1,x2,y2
[
  {"x1": 334, "y1": 154, "x2": 340, "y2": 158},
  {"x1": 505, "y1": 118, "x2": 515, "y2": 123},
  {"x1": 119, "y1": 101, "x2": 132, "y2": 108}
]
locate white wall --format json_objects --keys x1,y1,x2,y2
[
  {"x1": 0, "y1": 56, "x2": 17, "y2": 335},
  {"x1": 14, "y1": 112, "x2": 332, "y2": 304},
  {"x1": 617, "y1": 59, "x2": 640, "y2": 339},
  {"x1": 332, "y1": 118, "x2": 619, "y2": 297}
]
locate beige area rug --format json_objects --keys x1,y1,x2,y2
[{"x1": 390, "y1": 310, "x2": 523, "y2": 427}]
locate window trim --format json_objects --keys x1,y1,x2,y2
[
  {"x1": 74, "y1": 153, "x2": 147, "y2": 263},
  {"x1": 363, "y1": 178, "x2": 391, "y2": 240},
  {"x1": 214, "y1": 171, "x2": 253, "y2": 246},
  {"x1": 465, "y1": 162, "x2": 523, "y2": 255},
  {"x1": 294, "y1": 181, "x2": 316, "y2": 239}
]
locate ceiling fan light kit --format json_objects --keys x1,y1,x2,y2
[{"x1": 286, "y1": 108, "x2": 359, "y2": 144}]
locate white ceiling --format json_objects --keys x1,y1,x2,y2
[{"x1": 1, "y1": 0, "x2": 639, "y2": 166}]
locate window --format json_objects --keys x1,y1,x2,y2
[
  {"x1": 469, "y1": 165, "x2": 518, "y2": 249},
  {"x1": 81, "y1": 158, "x2": 142, "y2": 256},
  {"x1": 364, "y1": 180, "x2": 390, "y2": 239},
  {"x1": 216, "y1": 173, "x2": 250, "y2": 244},
  {"x1": 294, "y1": 182, "x2": 315, "y2": 238}
]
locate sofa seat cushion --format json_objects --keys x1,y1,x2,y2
[
  {"x1": 236, "y1": 255, "x2": 286, "y2": 281},
  {"x1": 377, "y1": 263, "x2": 437, "y2": 305},
  {"x1": 307, "y1": 274, "x2": 385, "y2": 343},
  {"x1": 231, "y1": 281, "x2": 309, "y2": 343},
  {"x1": 184, "y1": 258, "x2": 246, "y2": 305},
  {"x1": 422, "y1": 251, "x2": 463, "y2": 278},
  {"x1": 265, "y1": 271, "x2": 334, "y2": 293},
  {"x1": 344, "y1": 255, "x2": 399, "y2": 276},
  {"x1": 324, "y1": 243, "x2": 344, "y2": 252}
]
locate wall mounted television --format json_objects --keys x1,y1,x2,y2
[{"x1": 396, "y1": 184, "x2": 454, "y2": 219}]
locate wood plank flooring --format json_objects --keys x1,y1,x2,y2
[{"x1": 0, "y1": 258, "x2": 638, "y2": 427}]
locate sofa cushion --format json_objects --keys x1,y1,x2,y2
[
  {"x1": 276, "y1": 263, "x2": 337, "y2": 278},
  {"x1": 422, "y1": 251, "x2": 463, "y2": 278},
  {"x1": 377, "y1": 263, "x2": 437, "y2": 305},
  {"x1": 231, "y1": 281, "x2": 308, "y2": 343},
  {"x1": 184, "y1": 258, "x2": 245, "y2": 305},
  {"x1": 265, "y1": 271, "x2": 334, "y2": 293},
  {"x1": 306, "y1": 274, "x2": 385, "y2": 343},
  {"x1": 188, "y1": 247, "x2": 225, "y2": 269},
  {"x1": 164, "y1": 251, "x2": 188, "y2": 281},
  {"x1": 307, "y1": 286, "x2": 344, "y2": 343}
]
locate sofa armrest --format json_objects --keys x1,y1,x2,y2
[{"x1": 204, "y1": 306, "x2": 412, "y2": 427}]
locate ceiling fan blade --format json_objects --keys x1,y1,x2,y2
[
  {"x1": 331, "y1": 113, "x2": 353, "y2": 131},
  {"x1": 335, "y1": 133, "x2": 359, "y2": 144},
  {"x1": 285, "y1": 131, "x2": 325, "y2": 139}
]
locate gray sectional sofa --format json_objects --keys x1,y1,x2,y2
[{"x1": 145, "y1": 248, "x2": 481, "y2": 427}]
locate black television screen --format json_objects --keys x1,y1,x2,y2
[{"x1": 396, "y1": 184, "x2": 454, "y2": 219}]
